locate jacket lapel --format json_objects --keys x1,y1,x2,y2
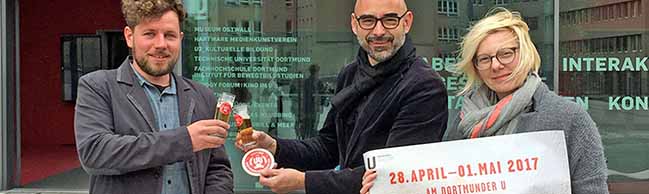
[
  {"x1": 341, "y1": 59, "x2": 413, "y2": 166},
  {"x1": 342, "y1": 75, "x2": 403, "y2": 165},
  {"x1": 353, "y1": 63, "x2": 410, "y2": 134},
  {"x1": 176, "y1": 76, "x2": 195, "y2": 125},
  {"x1": 116, "y1": 59, "x2": 157, "y2": 132}
]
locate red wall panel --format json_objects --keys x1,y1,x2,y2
[{"x1": 20, "y1": 0, "x2": 124, "y2": 145}]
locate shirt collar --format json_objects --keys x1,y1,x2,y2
[{"x1": 130, "y1": 62, "x2": 177, "y2": 95}]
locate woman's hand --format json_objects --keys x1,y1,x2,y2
[{"x1": 360, "y1": 170, "x2": 377, "y2": 194}]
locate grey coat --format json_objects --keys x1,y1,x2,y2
[
  {"x1": 445, "y1": 83, "x2": 609, "y2": 194},
  {"x1": 74, "y1": 58, "x2": 233, "y2": 194}
]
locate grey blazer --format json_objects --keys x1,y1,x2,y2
[
  {"x1": 446, "y1": 83, "x2": 608, "y2": 194},
  {"x1": 74, "y1": 57, "x2": 233, "y2": 194}
]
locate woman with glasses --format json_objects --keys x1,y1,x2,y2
[{"x1": 360, "y1": 8, "x2": 608, "y2": 194}]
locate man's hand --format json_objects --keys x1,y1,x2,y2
[
  {"x1": 360, "y1": 170, "x2": 377, "y2": 194},
  {"x1": 187, "y1": 119, "x2": 230, "y2": 152},
  {"x1": 235, "y1": 130, "x2": 277, "y2": 154},
  {"x1": 259, "y1": 168, "x2": 305, "y2": 194}
]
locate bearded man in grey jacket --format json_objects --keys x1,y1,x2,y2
[{"x1": 74, "y1": 0, "x2": 233, "y2": 193}]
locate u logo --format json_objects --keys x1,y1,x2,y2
[{"x1": 366, "y1": 156, "x2": 376, "y2": 170}]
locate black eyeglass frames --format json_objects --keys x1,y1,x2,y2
[
  {"x1": 353, "y1": 10, "x2": 410, "y2": 30},
  {"x1": 473, "y1": 47, "x2": 519, "y2": 70}
]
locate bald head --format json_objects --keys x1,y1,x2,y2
[
  {"x1": 354, "y1": 0, "x2": 408, "y2": 14},
  {"x1": 351, "y1": 0, "x2": 412, "y2": 65}
]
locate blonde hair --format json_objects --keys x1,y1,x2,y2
[
  {"x1": 455, "y1": 7, "x2": 541, "y2": 95},
  {"x1": 121, "y1": 0, "x2": 186, "y2": 29}
]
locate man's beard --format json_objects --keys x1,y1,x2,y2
[
  {"x1": 133, "y1": 50, "x2": 177, "y2": 77},
  {"x1": 357, "y1": 32, "x2": 406, "y2": 64}
]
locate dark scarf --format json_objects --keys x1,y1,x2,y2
[{"x1": 331, "y1": 36, "x2": 417, "y2": 123}]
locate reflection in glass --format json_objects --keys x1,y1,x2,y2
[{"x1": 559, "y1": 0, "x2": 649, "y2": 193}]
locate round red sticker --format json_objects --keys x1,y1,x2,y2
[
  {"x1": 241, "y1": 148, "x2": 275, "y2": 176},
  {"x1": 219, "y1": 102, "x2": 232, "y2": 115},
  {"x1": 234, "y1": 114, "x2": 243, "y2": 127}
]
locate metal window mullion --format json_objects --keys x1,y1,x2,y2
[
  {"x1": 554, "y1": 0, "x2": 559, "y2": 93},
  {"x1": 0, "y1": 0, "x2": 18, "y2": 190},
  {"x1": 0, "y1": 0, "x2": 5, "y2": 188}
]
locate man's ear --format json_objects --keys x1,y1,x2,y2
[
  {"x1": 350, "y1": 14, "x2": 358, "y2": 36},
  {"x1": 402, "y1": 11, "x2": 413, "y2": 33},
  {"x1": 124, "y1": 26, "x2": 134, "y2": 48}
]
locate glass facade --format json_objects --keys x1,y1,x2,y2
[
  {"x1": 1, "y1": 0, "x2": 647, "y2": 193},
  {"x1": 559, "y1": 0, "x2": 649, "y2": 193},
  {"x1": 181, "y1": 0, "x2": 648, "y2": 193},
  {"x1": 182, "y1": 0, "x2": 353, "y2": 191},
  {"x1": 181, "y1": 0, "x2": 555, "y2": 192}
]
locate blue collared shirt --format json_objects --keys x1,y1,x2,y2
[{"x1": 132, "y1": 65, "x2": 190, "y2": 194}]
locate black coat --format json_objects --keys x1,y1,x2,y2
[{"x1": 275, "y1": 43, "x2": 448, "y2": 194}]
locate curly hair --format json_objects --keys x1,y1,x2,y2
[{"x1": 121, "y1": 0, "x2": 186, "y2": 28}]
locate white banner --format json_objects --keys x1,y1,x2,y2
[{"x1": 363, "y1": 131, "x2": 570, "y2": 194}]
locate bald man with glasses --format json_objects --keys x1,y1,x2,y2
[{"x1": 235, "y1": 0, "x2": 448, "y2": 193}]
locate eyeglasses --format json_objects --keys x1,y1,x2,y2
[
  {"x1": 353, "y1": 10, "x2": 410, "y2": 30},
  {"x1": 473, "y1": 47, "x2": 519, "y2": 70}
]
